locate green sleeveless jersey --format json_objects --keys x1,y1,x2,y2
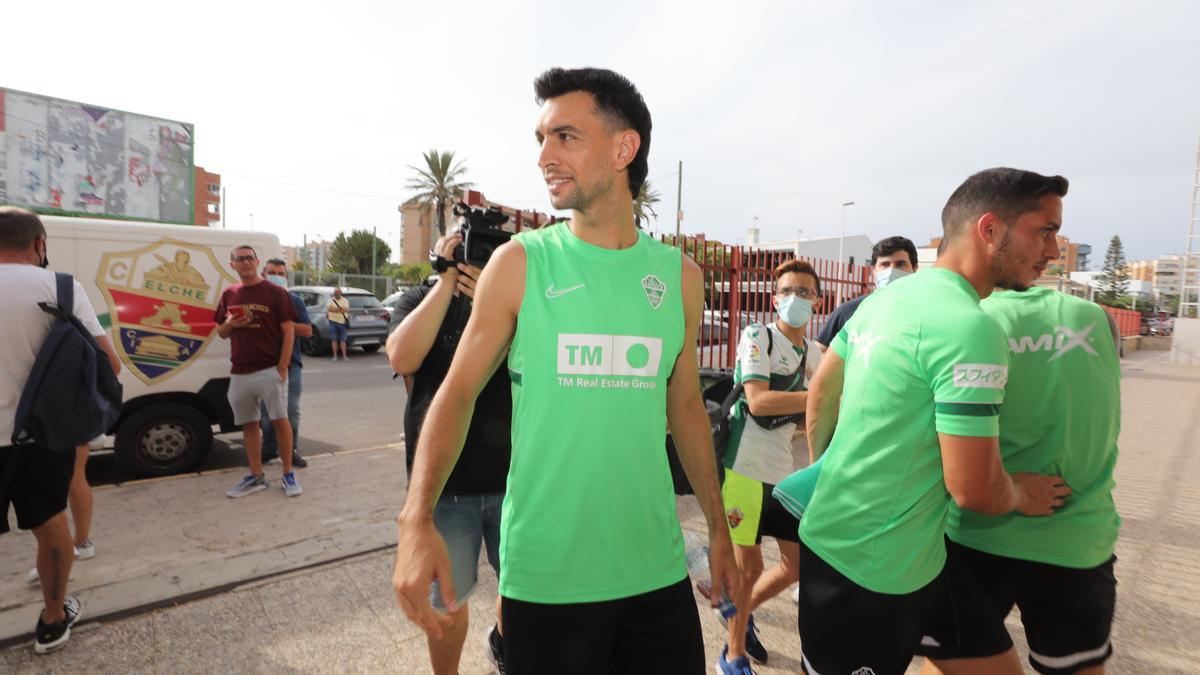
[
  {"x1": 502, "y1": 222, "x2": 687, "y2": 603},
  {"x1": 949, "y1": 287, "x2": 1121, "y2": 568}
]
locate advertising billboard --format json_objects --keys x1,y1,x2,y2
[{"x1": 0, "y1": 88, "x2": 195, "y2": 224}]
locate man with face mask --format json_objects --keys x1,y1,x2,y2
[
  {"x1": 259, "y1": 259, "x2": 312, "y2": 468},
  {"x1": 713, "y1": 259, "x2": 822, "y2": 672},
  {"x1": 815, "y1": 236, "x2": 918, "y2": 353}
]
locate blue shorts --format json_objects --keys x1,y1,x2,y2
[
  {"x1": 430, "y1": 492, "x2": 503, "y2": 610},
  {"x1": 329, "y1": 321, "x2": 348, "y2": 342}
]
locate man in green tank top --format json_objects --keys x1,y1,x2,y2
[
  {"x1": 392, "y1": 67, "x2": 734, "y2": 675},
  {"x1": 797, "y1": 168, "x2": 1074, "y2": 675},
  {"x1": 921, "y1": 287, "x2": 1122, "y2": 675}
]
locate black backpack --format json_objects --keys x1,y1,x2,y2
[{"x1": 12, "y1": 273, "x2": 123, "y2": 450}]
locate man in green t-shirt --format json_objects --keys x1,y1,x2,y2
[
  {"x1": 797, "y1": 168, "x2": 1074, "y2": 675},
  {"x1": 391, "y1": 67, "x2": 735, "y2": 675},
  {"x1": 921, "y1": 288, "x2": 1122, "y2": 675}
]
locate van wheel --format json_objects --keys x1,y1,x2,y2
[
  {"x1": 114, "y1": 403, "x2": 213, "y2": 477},
  {"x1": 301, "y1": 335, "x2": 329, "y2": 357},
  {"x1": 360, "y1": 344, "x2": 382, "y2": 353}
]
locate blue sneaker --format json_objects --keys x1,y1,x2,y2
[
  {"x1": 226, "y1": 474, "x2": 268, "y2": 498},
  {"x1": 281, "y1": 472, "x2": 303, "y2": 497},
  {"x1": 713, "y1": 610, "x2": 767, "y2": 664},
  {"x1": 715, "y1": 645, "x2": 755, "y2": 674},
  {"x1": 744, "y1": 614, "x2": 768, "y2": 664}
]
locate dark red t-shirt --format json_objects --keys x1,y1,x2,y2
[{"x1": 214, "y1": 281, "x2": 298, "y2": 375}]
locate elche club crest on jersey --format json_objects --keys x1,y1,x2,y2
[
  {"x1": 97, "y1": 238, "x2": 236, "y2": 384},
  {"x1": 641, "y1": 274, "x2": 666, "y2": 309}
]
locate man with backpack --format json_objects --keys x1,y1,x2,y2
[
  {"x1": 0, "y1": 206, "x2": 111, "y2": 653},
  {"x1": 715, "y1": 259, "x2": 822, "y2": 674}
]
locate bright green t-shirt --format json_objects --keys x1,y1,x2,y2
[
  {"x1": 948, "y1": 287, "x2": 1121, "y2": 568},
  {"x1": 799, "y1": 268, "x2": 1009, "y2": 594},
  {"x1": 502, "y1": 223, "x2": 687, "y2": 603}
]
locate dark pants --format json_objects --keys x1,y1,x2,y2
[
  {"x1": 501, "y1": 577, "x2": 705, "y2": 675},
  {"x1": 0, "y1": 444, "x2": 75, "y2": 534}
]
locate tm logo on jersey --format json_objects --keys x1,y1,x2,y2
[
  {"x1": 1008, "y1": 323, "x2": 1099, "y2": 361},
  {"x1": 557, "y1": 333, "x2": 663, "y2": 390}
]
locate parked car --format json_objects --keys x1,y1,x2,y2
[{"x1": 290, "y1": 286, "x2": 391, "y2": 355}]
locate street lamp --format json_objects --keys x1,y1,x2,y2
[{"x1": 838, "y1": 201, "x2": 855, "y2": 266}]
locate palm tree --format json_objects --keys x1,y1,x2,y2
[
  {"x1": 633, "y1": 180, "x2": 662, "y2": 230},
  {"x1": 405, "y1": 149, "x2": 474, "y2": 235}
]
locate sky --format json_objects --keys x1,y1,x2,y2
[{"x1": 6, "y1": 0, "x2": 1199, "y2": 265}]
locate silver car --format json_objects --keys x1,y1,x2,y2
[{"x1": 290, "y1": 286, "x2": 391, "y2": 355}]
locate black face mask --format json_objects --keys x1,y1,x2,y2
[{"x1": 38, "y1": 241, "x2": 49, "y2": 269}]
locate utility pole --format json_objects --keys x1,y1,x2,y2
[
  {"x1": 302, "y1": 234, "x2": 308, "y2": 285},
  {"x1": 675, "y1": 160, "x2": 683, "y2": 242},
  {"x1": 371, "y1": 226, "x2": 378, "y2": 296}
]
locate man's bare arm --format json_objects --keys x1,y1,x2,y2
[
  {"x1": 742, "y1": 380, "x2": 807, "y2": 416},
  {"x1": 666, "y1": 256, "x2": 737, "y2": 607},
  {"x1": 941, "y1": 434, "x2": 1071, "y2": 516},
  {"x1": 805, "y1": 350, "x2": 845, "y2": 462}
]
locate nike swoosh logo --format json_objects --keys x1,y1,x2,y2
[{"x1": 546, "y1": 283, "x2": 585, "y2": 299}]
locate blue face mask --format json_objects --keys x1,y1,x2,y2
[
  {"x1": 266, "y1": 274, "x2": 288, "y2": 288},
  {"x1": 777, "y1": 295, "x2": 813, "y2": 328},
  {"x1": 875, "y1": 267, "x2": 910, "y2": 289}
]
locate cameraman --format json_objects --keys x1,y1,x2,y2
[{"x1": 386, "y1": 228, "x2": 511, "y2": 674}]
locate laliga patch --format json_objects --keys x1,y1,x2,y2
[
  {"x1": 726, "y1": 507, "x2": 744, "y2": 529},
  {"x1": 952, "y1": 363, "x2": 1008, "y2": 389},
  {"x1": 641, "y1": 274, "x2": 666, "y2": 309}
]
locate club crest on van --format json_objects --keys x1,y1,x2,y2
[{"x1": 97, "y1": 238, "x2": 237, "y2": 384}]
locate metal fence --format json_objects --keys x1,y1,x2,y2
[
  {"x1": 287, "y1": 271, "x2": 399, "y2": 299},
  {"x1": 666, "y1": 235, "x2": 872, "y2": 369}
]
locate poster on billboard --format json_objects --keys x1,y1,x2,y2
[{"x1": 0, "y1": 88, "x2": 194, "y2": 224}]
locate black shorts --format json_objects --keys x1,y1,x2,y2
[
  {"x1": 0, "y1": 443, "x2": 75, "y2": 535},
  {"x1": 798, "y1": 540, "x2": 1012, "y2": 675},
  {"x1": 500, "y1": 576, "x2": 705, "y2": 675},
  {"x1": 722, "y1": 470, "x2": 800, "y2": 546},
  {"x1": 921, "y1": 541, "x2": 1117, "y2": 674}
]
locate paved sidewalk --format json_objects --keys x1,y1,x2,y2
[{"x1": 1, "y1": 349, "x2": 1197, "y2": 673}]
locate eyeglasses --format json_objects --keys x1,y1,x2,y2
[
  {"x1": 777, "y1": 287, "x2": 818, "y2": 300},
  {"x1": 231, "y1": 255, "x2": 257, "y2": 263}
]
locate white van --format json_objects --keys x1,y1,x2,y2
[{"x1": 41, "y1": 215, "x2": 282, "y2": 477}]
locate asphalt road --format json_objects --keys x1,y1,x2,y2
[{"x1": 85, "y1": 350, "x2": 408, "y2": 486}]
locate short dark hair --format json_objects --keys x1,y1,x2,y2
[
  {"x1": 0, "y1": 206, "x2": 46, "y2": 251},
  {"x1": 231, "y1": 245, "x2": 257, "y2": 259},
  {"x1": 870, "y1": 236, "x2": 919, "y2": 268},
  {"x1": 774, "y1": 259, "x2": 822, "y2": 298},
  {"x1": 265, "y1": 258, "x2": 286, "y2": 268},
  {"x1": 940, "y1": 168, "x2": 1068, "y2": 250},
  {"x1": 534, "y1": 67, "x2": 652, "y2": 198}
]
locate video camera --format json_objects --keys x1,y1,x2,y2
[{"x1": 452, "y1": 202, "x2": 512, "y2": 268}]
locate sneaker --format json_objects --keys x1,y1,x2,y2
[
  {"x1": 281, "y1": 472, "x2": 303, "y2": 497},
  {"x1": 291, "y1": 451, "x2": 308, "y2": 469},
  {"x1": 74, "y1": 541, "x2": 96, "y2": 560},
  {"x1": 25, "y1": 567, "x2": 39, "y2": 585},
  {"x1": 226, "y1": 474, "x2": 268, "y2": 498},
  {"x1": 715, "y1": 645, "x2": 755, "y2": 675},
  {"x1": 34, "y1": 596, "x2": 82, "y2": 655},
  {"x1": 261, "y1": 453, "x2": 278, "y2": 465},
  {"x1": 743, "y1": 614, "x2": 768, "y2": 664},
  {"x1": 486, "y1": 624, "x2": 507, "y2": 673}
]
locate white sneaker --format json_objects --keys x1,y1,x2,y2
[
  {"x1": 74, "y1": 541, "x2": 96, "y2": 560},
  {"x1": 26, "y1": 567, "x2": 40, "y2": 585}
]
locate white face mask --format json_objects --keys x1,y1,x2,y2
[
  {"x1": 266, "y1": 274, "x2": 288, "y2": 288},
  {"x1": 777, "y1": 295, "x2": 813, "y2": 328},
  {"x1": 875, "y1": 267, "x2": 911, "y2": 289}
]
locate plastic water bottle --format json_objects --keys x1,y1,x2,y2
[{"x1": 683, "y1": 531, "x2": 737, "y2": 620}]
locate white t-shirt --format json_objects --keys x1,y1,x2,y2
[
  {"x1": 727, "y1": 322, "x2": 822, "y2": 484},
  {"x1": 0, "y1": 264, "x2": 105, "y2": 445}
]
